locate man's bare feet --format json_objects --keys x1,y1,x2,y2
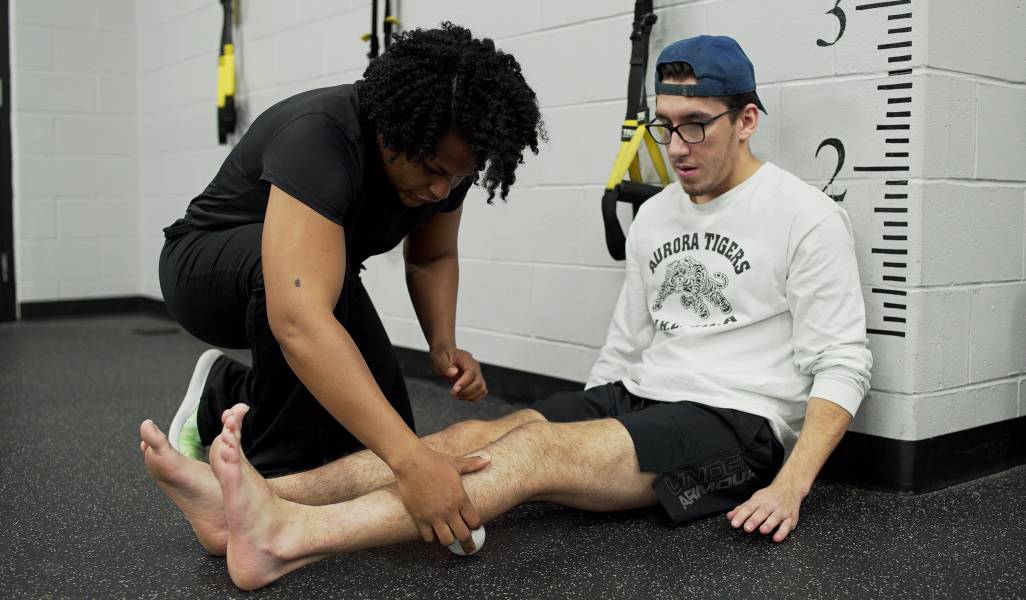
[
  {"x1": 139, "y1": 419, "x2": 228, "y2": 555},
  {"x1": 212, "y1": 404, "x2": 323, "y2": 591}
]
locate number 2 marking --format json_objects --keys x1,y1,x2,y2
[
  {"x1": 816, "y1": 138, "x2": 847, "y2": 202},
  {"x1": 817, "y1": 0, "x2": 847, "y2": 47}
]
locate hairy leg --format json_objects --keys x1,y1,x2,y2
[
  {"x1": 214, "y1": 415, "x2": 657, "y2": 590},
  {"x1": 138, "y1": 408, "x2": 542, "y2": 554},
  {"x1": 271, "y1": 408, "x2": 544, "y2": 505}
]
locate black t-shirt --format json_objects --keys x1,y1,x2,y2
[{"x1": 180, "y1": 84, "x2": 470, "y2": 266}]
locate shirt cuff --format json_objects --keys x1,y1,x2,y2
[{"x1": 809, "y1": 375, "x2": 865, "y2": 417}]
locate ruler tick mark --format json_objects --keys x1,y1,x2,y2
[
  {"x1": 879, "y1": 82, "x2": 913, "y2": 90},
  {"x1": 867, "y1": 329, "x2": 906, "y2": 337},
  {"x1": 856, "y1": 0, "x2": 911, "y2": 10}
]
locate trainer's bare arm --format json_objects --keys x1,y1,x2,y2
[
  {"x1": 262, "y1": 184, "x2": 486, "y2": 550},
  {"x1": 403, "y1": 205, "x2": 487, "y2": 401},
  {"x1": 727, "y1": 397, "x2": 852, "y2": 542}
]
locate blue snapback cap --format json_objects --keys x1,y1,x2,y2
[{"x1": 655, "y1": 35, "x2": 767, "y2": 114}]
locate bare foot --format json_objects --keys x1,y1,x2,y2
[
  {"x1": 139, "y1": 419, "x2": 227, "y2": 555},
  {"x1": 212, "y1": 404, "x2": 323, "y2": 591}
]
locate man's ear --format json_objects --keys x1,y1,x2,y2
[{"x1": 736, "y1": 104, "x2": 760, "y2": 142}]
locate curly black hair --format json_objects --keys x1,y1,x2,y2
[{"x1": 357, "y1": 22, "x2": 545, "y2": 201}]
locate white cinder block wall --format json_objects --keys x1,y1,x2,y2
[
  {"x1": 136, "y1": 0, "x2": 373, "y2": 298},
  {"x1": 11, "y1": 0, "x2": 138, "y2": 301},
  {"x1": 9, "y1": 1, "x2": 1024, "y2": 446}
]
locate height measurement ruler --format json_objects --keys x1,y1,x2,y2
[
  {"x1": 854, "y1": 0, "x2": 912, "y2": 338},
  {"x1": 814, "y1": 0, "x2": 914, "y2": 339}
]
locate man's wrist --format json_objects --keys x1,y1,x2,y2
[{"x1": 771, "y1": 468, "x2": 813, "y2": 498}]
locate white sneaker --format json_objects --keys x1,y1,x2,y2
[{"x1": 169, "y1": 349, "x2": 224, "y2": 460}]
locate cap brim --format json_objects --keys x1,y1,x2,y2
[{"x1": 753, "y1": 92, "x2": 768, "y2": 114}]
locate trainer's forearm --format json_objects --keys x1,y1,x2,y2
[
  {"x1": 772, "y1": 396, "x2": 853, "y2": 495},
  {"x1": 405, "y1": 254, "x2": 459, "y2": 351},
  {"x1": 276, "y1": 315, "x2": 420, "y2": 468}
]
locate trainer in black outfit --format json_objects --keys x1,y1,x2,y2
[{"x1": 154, "y1": 23, "x2": 545, "y2": 549}]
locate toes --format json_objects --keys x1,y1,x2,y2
[
  {"x1": 221, "y1": 426, "x2": 238, "y2": 448},
  {"x1": 139, "y1": 419, "x2": 168, "y2": 448},
  {"x1": 221, "y1": 405, "x2": 250, "y2": 442},
  {"x1": 217, "y1": 439, "x2": 239, "y2": 465}
]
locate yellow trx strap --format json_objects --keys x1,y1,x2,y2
[{"x1": 601, "y1": 0, "x2": 669, "y2": 260}]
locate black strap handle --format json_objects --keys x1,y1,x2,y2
[{"x1": 603, "y1": 182, "x2": 664, "y2": 260}]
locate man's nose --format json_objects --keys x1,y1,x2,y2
[{"x1": 667, "y1": 133, "x2": 691, "y2": 157}]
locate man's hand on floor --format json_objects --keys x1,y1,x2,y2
[{"x1": 727, "y1": 481, "x2": 806, "y2": 543}]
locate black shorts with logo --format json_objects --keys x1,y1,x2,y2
[{"x1": 531, "y1": 382, "x2": 785, "y2": 525}]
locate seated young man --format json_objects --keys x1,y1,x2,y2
[{"x1": 140, "y1": 34, "x2": 871, "y2": 590}]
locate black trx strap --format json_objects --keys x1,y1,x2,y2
[
  {"x1": 383, "y1": 0, "x2": 398, "y2": 51},
  {"x1": 601, "y1": 0, "x2": 669, "y2": 261},
  {"x1": 365, "y1": 0, "x2": 380, "y2": 59},
  {"x1": 216, "y1": 0, "x2": 237, "y2": 145},
  {"x1": 363, "y1": 1, "x2": 400, "y2": 59}
]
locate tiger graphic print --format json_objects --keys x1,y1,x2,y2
[{"x1": 651, "y1": 257, "x2": 732, "y2": 320}]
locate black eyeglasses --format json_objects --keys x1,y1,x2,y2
[{"x1": 648, "y1": 108, "x2": 740, "y2": 145}]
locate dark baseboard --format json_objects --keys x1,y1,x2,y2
[
  {"x1": 821, "y1": 416, "x2": 1026, "y2": 493},
  {"x1": 20, "y1": 295, "x2": 171, "y2": 320},
  {"x1": 18, "y1": 296, "x2": 1024, "y2": 493}
]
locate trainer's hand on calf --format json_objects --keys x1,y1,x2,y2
[
  {"x1": 392, "y1": 447, "x2": 490, "y2": 552},
  {"x1": 727, "y1": 482, "x2": 805, "y2": 543},
  {"x1": 429, "y1": 346, "x2": 488, "y2": 402}
]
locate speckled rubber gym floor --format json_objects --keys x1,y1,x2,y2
[{"x1": 2, "y1": 314, "x2": 1023, "y2": 599}]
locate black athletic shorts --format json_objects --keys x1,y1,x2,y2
[{"x1": 531, "y1": 382, "x2": 785, "y2": 525}]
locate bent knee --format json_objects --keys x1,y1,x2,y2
[
  {"x1": 434, "y1": 419, "x2": 488, "y2": 451},
  {"x1": 507, "y1": 417, "x2": 635, "y2": 459}
]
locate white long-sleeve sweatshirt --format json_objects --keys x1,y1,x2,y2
[{"x1": 587, "y1": 162, "x2": 873, "y2": 452}]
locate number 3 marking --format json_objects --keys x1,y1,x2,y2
[
  {"x1": 817, "y1": 0, "x2": 847, "y2": 47},
  {"x1": 816, "y1": 138, "x2": 847, "y2": 202}
]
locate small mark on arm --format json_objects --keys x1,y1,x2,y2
[{"x1": 294, "y1": 278, "x2": 301, "y2": 288}]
